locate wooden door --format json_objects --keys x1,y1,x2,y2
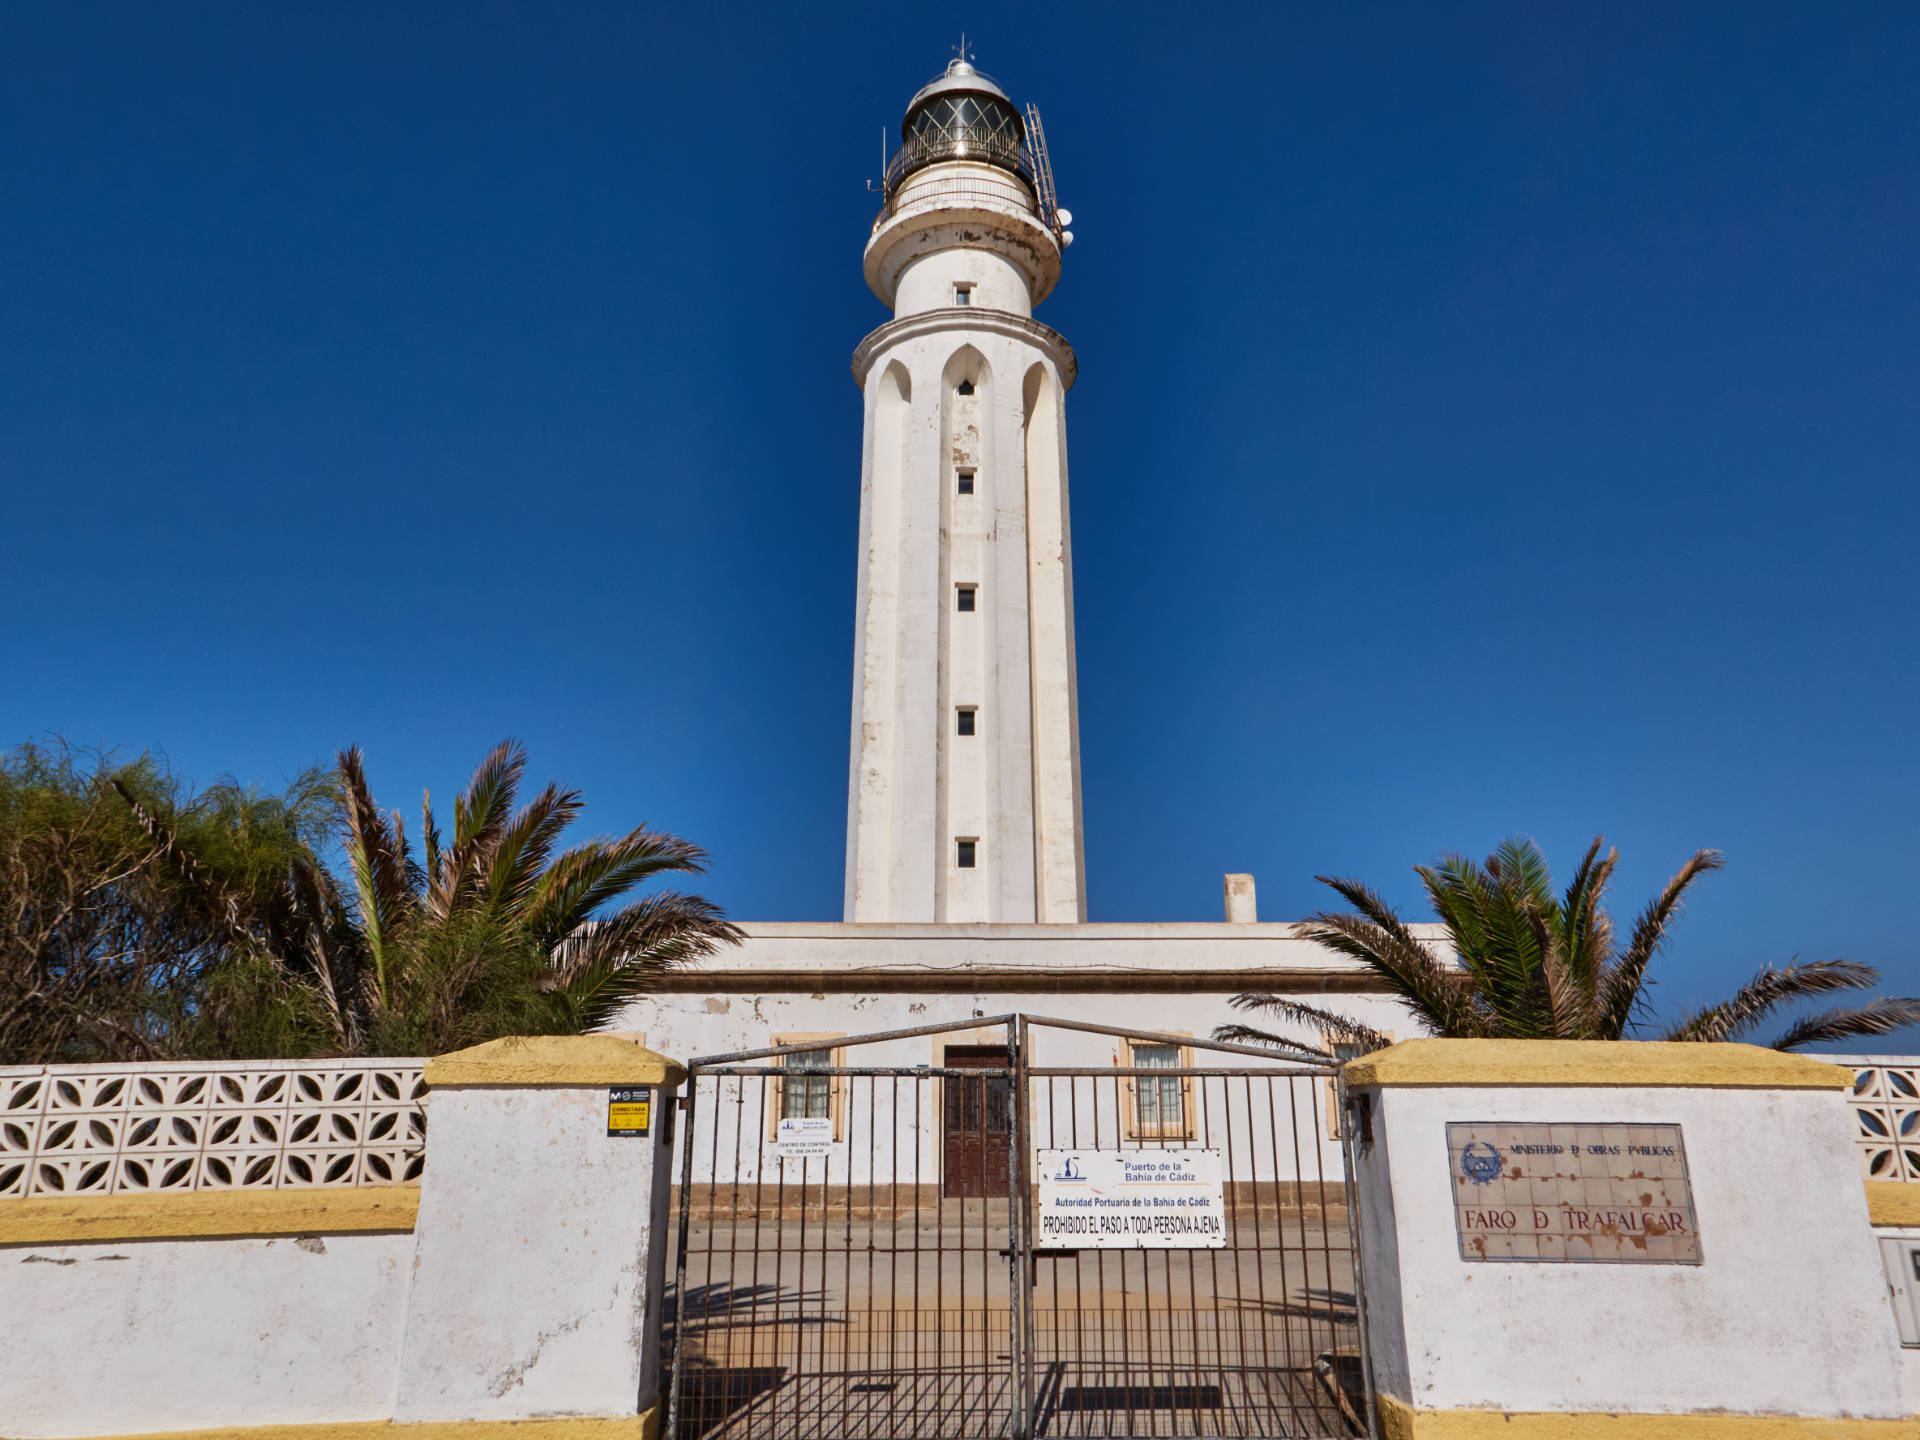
[{"x1": 942, "y1": 1046, "x2": 1012, "y2": 1197}]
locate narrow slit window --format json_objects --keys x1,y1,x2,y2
[
  {"x1": 956, "y1": 839, "x2": 977, "y2": 869},
  {"x1": 956, "y1": 469, "x2": 975, "y2": 496},
  {"x1": 956, "y1": 379, "x2": 975, "y2": 396},
  {"x1": 956, "y1": 585, "x2": 976, "y2": 612},
  {"x1": 956, "y1": 708, "x2": 976, "y2": 736}
]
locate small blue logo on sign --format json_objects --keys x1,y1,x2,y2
[{"x1": 1459, "y1": 1141, "x2": 1503, "y2": 1185}]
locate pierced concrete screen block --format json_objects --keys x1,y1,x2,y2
[
  {"x1": 0, "y1": 1061, "x2": 427, "y2": 1196},
  {"x1": 1846, "y1": 1060, "x2": 1920, "y2": 1181},
  {"x1": 1446, "y1": 1120, "x2": 1701, "y2": 1264}
]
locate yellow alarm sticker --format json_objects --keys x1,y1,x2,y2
[{"x1": 607, "y1": 1086, "x2": 652, "y2": 1137}]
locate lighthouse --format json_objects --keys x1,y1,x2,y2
[{"x1": 844, "y1": 56, "x2": 1085, "y2": 925}]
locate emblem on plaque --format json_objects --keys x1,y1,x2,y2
[{"x1": 1459, "y1": 1140, "x2": 1503, "y2": 1185}]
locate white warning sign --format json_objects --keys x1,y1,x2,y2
[
  {"x1": 773, "y1": 1116, "x2": 834, "y2": 1159},
  {"x1": 1036, "y1": 1149, "x2": 1226, "y2": 1249}
]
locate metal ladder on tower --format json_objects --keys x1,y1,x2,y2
[{"x1": 1024, "y1": 104, "x2": 1064, "y2": 241}]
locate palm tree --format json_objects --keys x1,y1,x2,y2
[
  {"x1": 1217, "y1": 837, "x2": 1920, "y2": 1057},
  {"x1": 333, "y1": 740, "x2": 743, "y2": 1056},
  {"x1": 115, "y1": 739, "x2": 740, "y2": 1057}
]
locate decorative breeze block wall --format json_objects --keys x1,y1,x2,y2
[
  {"x1": 1834, "y1": 1055, "x2": 1920, "y2": 1183},
  {"x1": 0, "y1": 1060, "x2": 427, "y2": 1197}
]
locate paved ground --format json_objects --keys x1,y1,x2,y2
[{"x1": 670, "y1": 1214, "x2": 1365, "y2": 1440}]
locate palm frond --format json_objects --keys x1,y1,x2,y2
[
  {"x1": 1598, "y1": 849, "x2": 1723, "y2": 1037},
  {"x1": 1208, "y1": 1025, "x2": 1338, "y2": 1062},
  {"x1": 1300, "y1": 876, "x2": 1488, "y2": 1037},
  {"x1": 453, "y1": 739, "x2": 525, "y2": 853},
  {"x1": 1559, "y1": 839, "x2": 1617, "y2": 992},
  {"x1": 1418, "y1": 852, "x2": 1544, "y2": 1033},
  {"x1": 482, "y1": 783, "x2": 585, "y2": 920},
  {"x1": 1661, "y1": 958, "x2": 1881, "y2": 1043},
  {"x1": 544, "y1": 893, "x2": 744, "y2": 1032},
  {"x1": 1525, "y1": 900, "x2": 1595, "y2": 1040},
  {"x1": 421, "y1": 789, "x2": 441, "y2": 900},
  {"x1": 284, "y1": 851, "x2": 361, "y2": 1050},
  {"x1": 1767, "y1": 997, "x2": 1920, "y2": 1052},
  {"x1": 1412, "y1": 855, "x2": 1491, "y2": 973},
  {"x1": 337, "y1": 746, "x2": 417, "y2": 1005},
  {"x1": 435, "y1": 739, "x2": 527, "y2": 919},
  {"x1": 524, "y1": 828, "x2": 711, "y2": 948},
  {"x1": 1488, "y1": 837, "x2": 1556, "y2": 909},
  {"x1": 1219, "y1": 994, "x2": 1394, "y2": 1052}
]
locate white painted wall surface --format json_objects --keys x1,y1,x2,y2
[
  {"x1": 894, "y1": 247, "x2": 1035, "y2": 317},
  {"x1": 1356, "y1": 1082, "x2": 1908, "y2": 1419},
  {"x1": 627, "y1": 918, "x2": 1450, "y2": 978},
  {"x1": 392, "y1": 1084, "x2": 674, "y2": 1423},
  {"x1": 0, "y1": 1231, "x2": 411, "y2": 1438}
]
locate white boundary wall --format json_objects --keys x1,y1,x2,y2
[
  {"x1": 0, "y1": 1038, "x2": 679, "y2": 1439},
  {"x1": 5, "y1": 1232, "x2": 413, "y2": 1435},
  {"x1": 1350, "y1": 1046, "x2": 1910, "y2": 1422}
]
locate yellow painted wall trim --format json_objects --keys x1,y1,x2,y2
[
  {"x1": 1377, "y1": 1394, "x2": 1920, "y2": 1438},
  {"x1": 1867, "y1": 1181, "x2": 1920, "y2": 1228},
  {"x1": 425, "y1": 1035, "x2": 685, "y2": 1090},
  {"x1": 1345, "y1": 1038, "x2": 1851, "y2": 1091},
  {"x1": 3, "y1": 1403, "x2": 659, "y2": 1440},
  {"x1": 0, "y1": 1186, "x2": 420, "y2": 1247}
]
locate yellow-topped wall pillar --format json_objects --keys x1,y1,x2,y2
[
  {"x1": 392, "y1": 1037, "x2": 685, "y2": 1427},
  {"x1": 1343, "y1": 1039, "x2": 1909, "y2": 1433}
]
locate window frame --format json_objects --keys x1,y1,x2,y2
[
  {"x1": 956, "y1": 707, "x2": 977, "y2": 736},
  {"x1": 955, "y1": 837, "x2": 978, "y2": 869},
  {"x1": 1121, "y1": 1035, "x2": 1196, "y2": 1142},
  {"x1": 1324, "y1": 1027, "x2": 1394, "y2": 1139},
  {"x1": 956, "y1": 585, "x2": 977, "y2": 612},
  {"x1": 954, "y1": 284, "x2": 973, "y2": 306},
  {"x1": 766, "y1": 1032, "x2": 848, "y2": 1143},
  {"x1": 956, "y1": 468, "x2": 976, "y2": 496}
]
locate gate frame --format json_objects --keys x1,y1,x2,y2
[{"x1": 664, "y1": 1012, "x2": 1380, "y2": 1440}]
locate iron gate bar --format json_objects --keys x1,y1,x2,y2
[
  {"x1": 1335, "y1": 1072, "x2": 1380, "y2": 1440},
  {"x1": 1013, "y1": 1017, "x2": 1033, "y2": 1440},
  {"x1": 667, "y1": 1013, "x2": 1376, "y2": 1440},
  {"x1": 689, "y1": 1015, "x2": 1022, "y2": 1066},
  {"x1": 1011, "y1": 1013, "x2": 1334, "y2": 1066}
]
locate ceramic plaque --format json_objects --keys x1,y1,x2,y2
[{"x1": 1446, "y1": 1121, "x2": 1701, "y2": 1264}]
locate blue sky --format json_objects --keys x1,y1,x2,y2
[{"x1": 3, "y1": 3, "x2": 1916, "y2": 1047}]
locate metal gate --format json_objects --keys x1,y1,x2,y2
[{"x1": 665, "y1": 1015, "x2": 1377, "y2": 1440}]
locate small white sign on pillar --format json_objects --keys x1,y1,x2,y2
[{"x1": 1036, "y1": 1148, "x2": 1226, "y2": 1248}]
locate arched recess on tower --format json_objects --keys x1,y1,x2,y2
[
  {"x1": 845, "y1": 357, "x2": 918, "y2": 923},
  {"x1": 1023, "y1": 360, "x2": 1087, "y2": 922}
]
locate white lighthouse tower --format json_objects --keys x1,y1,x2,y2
[{"x1": 844, "y1": 56, "x2": 1086, "y2": 925}]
